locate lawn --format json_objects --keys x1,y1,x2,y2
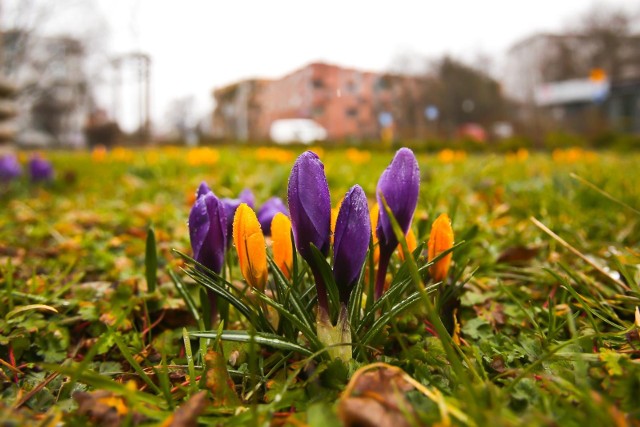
[{"x1": 1, "y1": 146, "x2": 640, "y2": 426}]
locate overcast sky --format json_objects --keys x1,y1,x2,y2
[{"x1": 4, "y1": 0, "x2": 639, "y2": 132}]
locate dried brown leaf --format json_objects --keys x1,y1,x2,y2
[
  {"x1": 338, "y1": 365, "x2": 417, "y2": 427},
  {"x1": 161, "y1": 391, "x2": 208, "y2": 427}
]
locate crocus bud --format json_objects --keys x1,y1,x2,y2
[
  {"x1": 257, "y1": 197, "x2": 288, "y2": 236},
  {"x1": 287, "y1": 151, "x2": 331, "y2": 260},
  {"x1": 29, "y1": 155, "x2": 54, "y2": 182},
  {"x1": 428, "y1": 213, "x2": 454, "y2": 283},
  {"x1": 374, "y1": 148, "x2": 420, "y2": 299},
  {"x1": 287, "y1": 151, "x2": 331, "y2": 311},
  {"x1": 239, "y1": 188, "x2": 256, "y2": 209},
  {"x1": 271, "y1": 212, "x2": 293, "y2": 279},
  {"x1": 333, "y1": 185, "x2": 370, "y2": 305},
  {"x1": 376, "y1": 148, "x2": 420, "y2": 251},
  {"x1": 189, "y1": 191, "x2": 227, "y2": 274},
  {"x1": 233, "y1": 203, "x2": 268, "y2": 291},
  {"x1": 0, "y1": 154, "x2": 22, "y2": 183},
  {"x1": 189, "y1": 190, "x2": 227, "y2": 325},
  {"x1": 196, "y1": 181, "x2": 212, "y2": 199}
]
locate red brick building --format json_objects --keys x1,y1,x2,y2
[{"x1": 212, "y1": 62, "x2": 428, "y2": 141}]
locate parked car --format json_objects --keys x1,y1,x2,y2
[{"x1": 269, "y1": 119, "x2": 327, "y2": 145}]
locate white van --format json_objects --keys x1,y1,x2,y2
[{"x1": 269, "y1": 119, "x2": 328, "y2": 145}]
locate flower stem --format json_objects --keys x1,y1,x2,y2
[
  {"x1": 374, "y1": 248, "x2": 392, "y2": 300},
  {"x1": 312, "y1": 268, "x2": 329, "y2": 314},
  {"x1": 207, "y1": 290, "x2": 218, "y2": 327}
]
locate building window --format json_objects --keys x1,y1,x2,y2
[
  {"x1": 312, "y1": 79, "x2": 325, "y2": 89},
  {"x1": 346, "y1": 107, "x2": 358, "y2": 118}
]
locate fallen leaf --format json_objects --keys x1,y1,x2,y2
[
  {"x1": 204, "y1": 349, "x2": 241, "y2": 407},
  {"x1": 161, "y1": 391, "x2": 208, "y2": 427},
  {"x1": 74, "y1": 390, "x2": 144, "y2": 426},
  {"x1": 497, "y1": 246, "x2": 539, "y2": 265},
  {"x1": 338, "y1": 364, "x2": 418, "y2": 427}
]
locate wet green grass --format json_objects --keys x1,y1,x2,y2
[{"x1": 1, "y1": 146, "x2": 639, "y2": 425}]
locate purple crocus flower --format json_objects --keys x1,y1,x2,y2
[
  {"x1": 29, "y1": 155, "x2": 54, "y2": 182},
  {"x1": 189, "y1": 190, "x2": 227, "y2": 324},
  {"x1": 257, "y1": 197, "x2": 289, "y2": 236},
  {"x1": 374, "y1": 148, "x2": 420, "y2": 299},
  {"x1": 221, "y1": 197, "x2": 241, "y2": 245},
  {"x1": 288, "y1": 151, "x2": 331, "y2": 312},
  {"x1": 239, "y1": 188, "x2": 256, "y2": 209},
  {"x1": 0, "y1": 154, "x2": 22, "y2": 183},
  {"x1": 190, "y1": 191, "x2": 227, "y2": 273},
  {"x1": 333, "y1": 185, "x2": 370, "y2": 305},
  {"x1": 196, "y1": 181, "x2": 212, "y2": 199},
  {"x1": 221, "y1": 189, "x2": 256, "y2": 245}
]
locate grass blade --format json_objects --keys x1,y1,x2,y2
[{"x1": 190, "y1": 330, "x2": 313, "y2": 356}]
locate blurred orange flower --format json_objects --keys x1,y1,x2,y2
[
  {"x1": 91, "y1": 145, "x2": 108, "y2": 162},
  {"x1": 187, "y1": 147, "x2": 219, "y2": 166},
  {"x1": 346, "y1": 148, "x2": 371, "y2": 164},
  {"x1": 255, "y1": 147, "x2": 294, "y2": 163}
]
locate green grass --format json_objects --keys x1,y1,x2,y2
[{"x1": 1, "y1": 146, "x2": 639, "y2": 425}]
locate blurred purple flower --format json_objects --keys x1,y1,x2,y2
[
  {"x1": 0, "y1": 154, "x2": 22, "y2": 183},
  {"x1": 333, "y1": 185, "x2": 370, "y2": 305},
  {"x1": 239, "y1": 188, "x2": 255, "y2": 209},
  {"x1": 29, "y1": 155, "x2": 54, "y2": 182},
  {"x1": 257, "y1": 197, "x2": 288, "y2": 236},
  {"x1": 375, "y1": 148, "x2": 420, "y2": 299},
  {"x1": 288, "y1": 151, "x2": 331, "y2": 311}
]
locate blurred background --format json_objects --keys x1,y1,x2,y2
[{"x1": 0, "y1": 0, "x2": 639, "y2": 151}]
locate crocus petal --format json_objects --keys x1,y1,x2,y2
[
  {"x1": 428, "y1": 213, "x2": 454, "y2": 282},
  {"x1": 333, "y1": 185, "x2": 370, "y2": 304},
  {"x1": 369, "y1": 203, "x2": 380, "y2": 263},
  {"x1": 222, "y1": 197, "x2": 242, "y2": 245},
  {"x1": 196, "y1": 181, "x2": 212, "y2": 199},
  {"x1": 398, "y1": 227, "x2": 418, "y2": 261},
  {"x1": 271, "y1": 212, "x2": 293, "y2": 279},
  {"x1": 287, "y1": 151, "x2": 331, "y2": 262},
  {"x1": 188, "y1": 192, "x2": 227, "y2": 274},
  {"x1": 239, "y1": 188, "x2": 256, "y2": 209},
  {"x1": 257, "y1": 197, "x2": 289, "y2": 236},
  {"x1": 233, "y1": 203, "x2": 268, "y2": 291},
  {"x1": 376, "y1": 147, "x2": 420, "y2": 253}
]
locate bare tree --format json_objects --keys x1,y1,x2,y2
[{"x1": 1, "y1": 0, "x2": 108, "y2": 147}]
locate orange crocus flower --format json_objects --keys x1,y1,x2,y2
[
  {"x1": 271, "y1": 213, "x2": 293, "y2": 279},
  {"x1": 330, "y1": 197, "x2": 344, "y2": 245},
  {"x1": 398, "y1": 228, "x2": 418, "y2": 261},
  {"x1": 233, "y1": 203, "x2": 268, "y2": 291},
  {"x1": 369, "y1": 203, "x2": 380, "y2": 264},
  {"x1": 427, "y1": 213, "x2": 454, "y2": 283}
]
